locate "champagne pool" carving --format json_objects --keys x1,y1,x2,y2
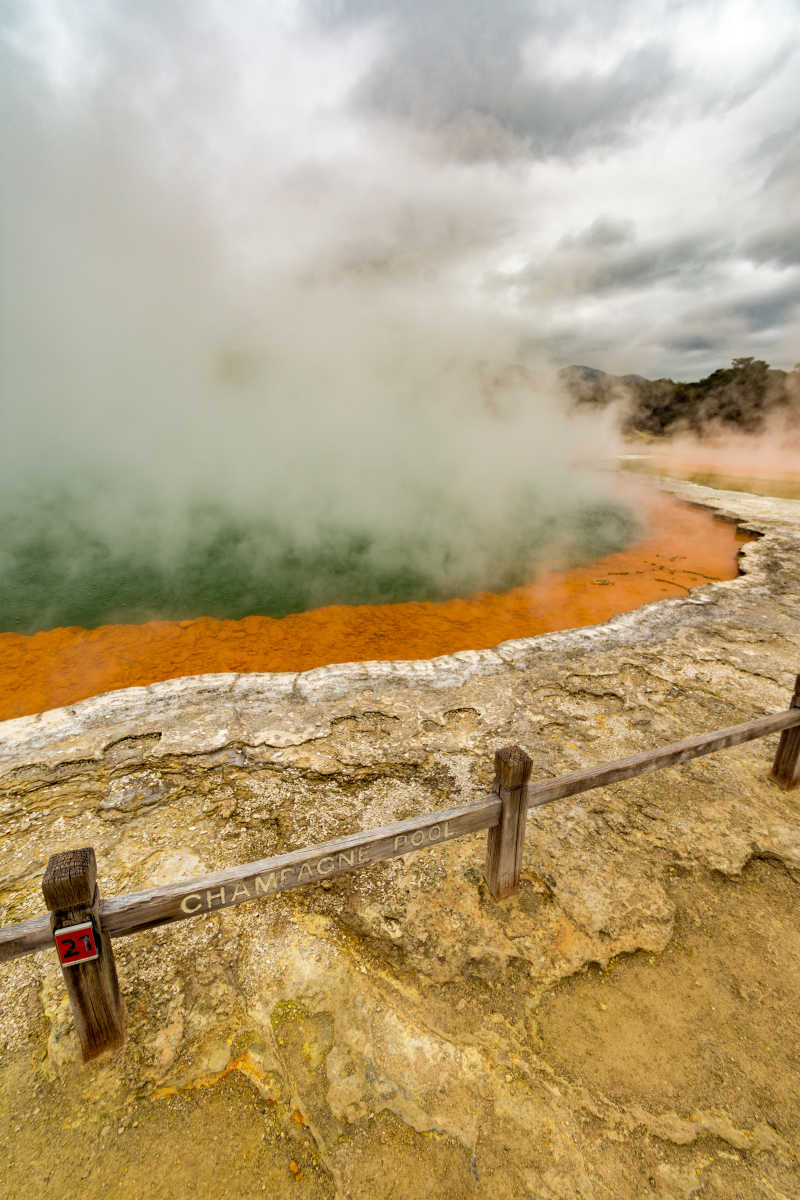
[{"x1": 178, "y1": 821, "x2": 456, "y2": 915}]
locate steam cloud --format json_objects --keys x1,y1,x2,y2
[{"x1": 0, "y1": 2, "x2": 633, "y2": 633}]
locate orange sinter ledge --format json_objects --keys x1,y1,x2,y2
[{"x1": 0, "y1": 489, "x2": 747, "y2": 723}]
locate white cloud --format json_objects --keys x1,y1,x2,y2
[{"x1": 2, "y1": 0, "x2": 798, "y2": 387}]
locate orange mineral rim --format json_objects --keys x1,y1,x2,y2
[{"x1": 0, "y1": 483, "x2": 747, "y2": 723}]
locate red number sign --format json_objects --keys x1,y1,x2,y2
[{"x1": 54, "y1": 921, "x2": 99, "y2": 966}]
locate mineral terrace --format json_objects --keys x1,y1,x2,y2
[{"x1": 1, "y1": 478, "x2": 799, "y2": 1200}]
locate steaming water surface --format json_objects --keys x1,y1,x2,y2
[{"x1": 0, "y1": 481, "x2": 637, "y2": 635}]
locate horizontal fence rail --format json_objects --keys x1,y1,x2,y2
[
  {"x1": 0, "y1": 797, "x2": 501, "y2": 963},
  {"x1": 523, "y1": 707, "x2": 800, "y2": 808},
  {"x1": 1, "y1": 674, "x2": 798, "y2": 1060}
]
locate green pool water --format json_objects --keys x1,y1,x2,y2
[{"x1": 0, "y1": 485, "x2": 638, "y2": 635}]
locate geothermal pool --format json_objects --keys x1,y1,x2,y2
[{"x1": 0, "y1": 479, "x2": 746, "y2": 723}]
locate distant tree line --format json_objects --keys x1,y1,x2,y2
[{"x1": 560, "y1": 358, "x2": 800, "y2": 437}]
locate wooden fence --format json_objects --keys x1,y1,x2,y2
[{"x1": 1, "y1": 675, "x2": 798, "y2": 1061}]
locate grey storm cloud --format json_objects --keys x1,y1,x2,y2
[
  {"x1": 728, "y1": 280, "x2": 800, "y2": 332},
  {"x1": 763, "y1": 136, "x2": 800, "y2": 194},
  {"x1": 583, "y1": 235, "x2": 734, "y2": 294},
  {"x1": 745, "y1": 225, "x2": 800, "y2": 269},
  {"x1": 559, "y1": 218, "x2": 637, "y2": 251},
  {"x1": 663, "y1": 335, "x2": 718, "y2": 356},
  {"x1": 652, "y1": 277, "x2": 800, "y2": 371},
  {"x1": 303, "y1": 0, "x2": 800, "y2": 377},
  {"x1": 1, "y1": 0, "x2": 798, "y2": 387},
  {"x1": 308, "y1": 0, "x2": 677, "y2": 161},
  {"x1": 503, "y1": 229, "x2": 734, "y2": 299}
]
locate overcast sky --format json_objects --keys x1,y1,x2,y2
[{"x1": 2, "y1": 0, "x2": 798, "y2": 381}]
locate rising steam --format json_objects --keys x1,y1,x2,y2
[{"x1": 0, "y1": 3, "x2": 633, "y2": 634}]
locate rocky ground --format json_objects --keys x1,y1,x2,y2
[{"x1": 0, "y1": 478, "x2": 798, "y2": 1200}]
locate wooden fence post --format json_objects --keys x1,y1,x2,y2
[
  {"x1": 485, "y1": 745, "x2": 532, "y2": 900},
  {"x1": 42, "y1": 848, "x2": 125, "y2": 1061},
  {"x1": 771, "y1": 674, "x2": 800, "y2": 789}
]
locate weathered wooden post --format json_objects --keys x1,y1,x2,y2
[
  {"x1": 42, "y1": 848, "x2": 125, "y2": 1061},
  {"x1": 485, "y1": 744, "x2": 533, "y2": 900},
  {"x1": 772, "y1": 674, "x2": 800, "y2": 789}
]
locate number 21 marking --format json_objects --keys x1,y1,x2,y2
[
  {"x1": 54, "y1": 921, "x2": 99, "y2": 965},
  {"x1": 61, "y1": 934, "x2": 93, "y2": 959}
]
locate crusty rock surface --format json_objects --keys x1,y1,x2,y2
[{"x1": 1, "y1": 478, "x2": 798, "y2": 1200}]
